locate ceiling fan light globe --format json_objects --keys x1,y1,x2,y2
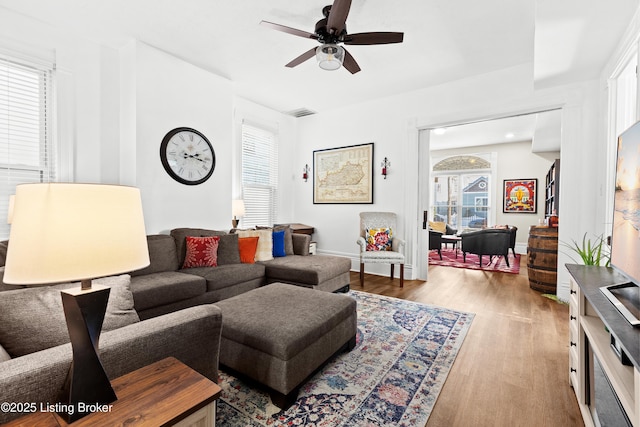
[{"x1": 316, "y1": 44, "x2": 344, "y2": 71}]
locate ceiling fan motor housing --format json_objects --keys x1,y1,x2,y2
[{"x1": 315, "y1": 13, "x2": 347, "y2": 43}]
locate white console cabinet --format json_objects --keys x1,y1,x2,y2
[{"x1": 567, "y1": 265, "x2": 640, "y2": 427}]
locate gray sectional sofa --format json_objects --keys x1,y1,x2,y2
[
  {"x1": 0, "y1": 225, "x2": 353, "y2": 422},
  {"x1": 0, "y1": 298, "x2": 223, "y2": 424},
  {"x1": 130, "y1": 227, "x2": 352, "y2": 319}
]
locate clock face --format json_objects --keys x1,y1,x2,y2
[{"x1": 160, "y1": 127, "x2": 216, "y2": 185}]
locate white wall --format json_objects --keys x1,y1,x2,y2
[
  {"x1": 132, "y1": 45, "x2": 299, "y2": 234},
  {"x1": 432, "y1": 140, "x2": 560, "y2": 252},
  {"x1": 0, "y1": 7, "x2": 111, "y2": 184},
  {"x1": 132, "y1": 42, "x2": 234, "y2": 233},
  {"x1": 232, "y1": 97, "x2": 298, "y2": 225},
  {"x1": 1, "y1": 5, "x2": 614, "y2": 302},
  {"x1": 0, "y1": 9, "x2": 297, "y2": 236},
  {"x1": 294, "y1": 64, "x2": 603, "y2": 302}
]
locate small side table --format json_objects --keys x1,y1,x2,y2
[
  {"x1": 5, "y1": 357, "x2": 222, "y2": 427},
  {"x1": 441, "y1": 235, "x2": 462, "y2": 258}
]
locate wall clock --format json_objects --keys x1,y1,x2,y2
[{"x1": 160, "y1": 127, "x2": 216, "y2": 185}]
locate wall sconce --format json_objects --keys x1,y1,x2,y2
[
  {"x1": 303, "y1": 164, "x2": 310, "y2": 182},
  {"x1": 381, "y1": 157, "x2": 391, "y2": 179}
]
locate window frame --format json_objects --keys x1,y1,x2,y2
[
  {"x1": 430, "y1": 154, "x2": 494, "y2": 230},
  {"x1": 0, "y1": 53, "x2": 56, "y2": 239},
  {"x1": 239, "y1": 121, "x2": 279, "y2": 228}
]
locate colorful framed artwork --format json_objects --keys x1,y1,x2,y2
[
  {"x1": 503, "y1": 179, "x2": 537, "y2": 213},
  {"x1": 313, "y1": 142, "x2": 374, "y2": 204}
]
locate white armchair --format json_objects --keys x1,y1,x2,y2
[{"x1": 356, "y1": 212, "x2": 405, "y2": 288}]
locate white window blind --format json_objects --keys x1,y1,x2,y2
[
  {"x1": 241, "y1": 123, "x2": 278, "y2": 228},
  {"x1": 0, "y1": 56, "x2": 55, "y2": 239}
]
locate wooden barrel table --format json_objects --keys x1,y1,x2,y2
[{"x1": 527, "y1": 226, "x2": 558, "y2": 292}]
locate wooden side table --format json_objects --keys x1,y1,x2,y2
[
  {"x1": 275, "y1": 223, "x2": 314, "y2": 235},
  {"x1": 5, "y1": 357, "x2": 222, "y2": 427}
]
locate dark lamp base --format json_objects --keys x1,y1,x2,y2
[{"x1": 59, "y1": 285, "x2": 117, "y2": 423}]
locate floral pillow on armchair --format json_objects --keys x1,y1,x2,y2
[{"x1": 366, "y1": 227, "x2": 393, "y2": 251}]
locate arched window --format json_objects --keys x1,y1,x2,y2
[{"x1": 431, "y1": 154, "x2": 493, "y2": 230}]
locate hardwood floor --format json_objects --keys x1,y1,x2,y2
[{"x1": 350, "y1": 256, "x2": 584, "y2": 427}]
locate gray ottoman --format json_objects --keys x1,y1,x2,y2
[{"x1": 214, "y1": 283, "x2": 357, "y2": 408}]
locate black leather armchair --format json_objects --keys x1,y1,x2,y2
[
  {"x1": 507, "y1": 225, "x2": 517, "y2": 257},
  {"x1": 429, "y1": 230, "x2": 443, "y2": 260},
  {"x1": 461, "y1": 228, "x2": 511, "y2": 267}
]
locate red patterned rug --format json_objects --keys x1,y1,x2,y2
[{"x1": 429, "y1": 248, "x2": 521, "y2": 274}]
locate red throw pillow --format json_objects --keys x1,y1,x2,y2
[
  {"x1": 182, "y1": 236, "x2": 220, "y2": 269},
  {"x1": 238, "y1": 236, "x2": 259, "y2": 264}
]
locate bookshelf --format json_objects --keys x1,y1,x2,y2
[{"x1": 544, "y1": 159, "x2": 560, "y2": 217}]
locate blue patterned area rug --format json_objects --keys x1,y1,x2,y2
[{"x1": 216, "y1": 291, "x2": 474, "y2": 427}]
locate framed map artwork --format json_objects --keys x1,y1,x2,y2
[
  {"x1": 313, "y1": 143, "x2": 374, "y2": 204},
  {"x1": 503, "y1": 179, "x2": 537, "y2": 213}
]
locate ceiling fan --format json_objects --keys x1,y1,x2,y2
[{"x1": 260, "y1": 0, "x2": 404, "y2": 74}]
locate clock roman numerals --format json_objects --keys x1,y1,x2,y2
[{"x1": 161, "y1": 127, "x2": 216, "y2": 185}]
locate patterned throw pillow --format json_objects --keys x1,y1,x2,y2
[
  {"x1": 182, "y1": 236, "x2": 220, "y2": 268},
  {"x1": 366, "y1": 227, "x2": 393, "y2": 251}
]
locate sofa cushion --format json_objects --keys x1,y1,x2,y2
[
  {"x1": 261, "y1": 255, "x2": 352, "y2": 286},
  {"x1": 258, "y1": 225, "x2": 294, "y2": 256},
  {"x1": 236, "y1": 229, "x2": 273, "y2": 261},
  {"x1": 238, "y1": 237, "x2": 259, "y2": 263},
  {"x1": 182, "y1": 236, "x2": 220, "y2": 269},
  {"x1": 428, "y1": 221, "x2": 447, "y2": 233},
  {"x1": 0, "y1": 343, "x2": 9, "y2": 362},
  {"x1": 217, "y1": 234, "x2": 241, "y2": 265},
  {"x1": 0, "y1": 240, "x2": 8, "y2": 268},
  {"x1": 0, "y1": 275, "x2": 138, "y2": 358},
  {"x1": 272, "y1": 229, "x2": 286, "y2": 257},
  {"x1": 183, "y1": 263, "x2": 265, "y2": 292},
  {"x1": 171, "y1": 228, "x2": 228, "y2": 266},
  {"x1": 130, "y1": 234, "x2": 179, "y2": 276},
  {"x1": 292, "y1": 233, "x2": 311, "y2": 256},
  {"x1": 129, "y1": 271, "x2": 206, "y2": 311}
]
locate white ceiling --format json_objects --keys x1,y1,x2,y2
[
  {"x1": 0, "y1": 0, "x2": 636, "y2": 116},
  {"x1": 429, "y1": 109, "x2": 562, "y2": 152}
]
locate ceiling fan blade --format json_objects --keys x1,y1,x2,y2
[
  {"x1": 260, "y1": 21, "x2": 318, "y2": 40},
  {"x1": 344, "y1": 32, "x2": 404, "y2": 45},
  {"x1": 326, "y1": 0, "x2": 352, "y2": 35},
  {"x1": 342, "y1": 48, "x2": 361, "y2": 74},
  {"x1": 285, "y1": 48, "x2": 317, "y2": 68}
]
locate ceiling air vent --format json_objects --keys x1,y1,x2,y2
[{"x1": 286, "y1": 108, "x2": 317, "y2": 118}]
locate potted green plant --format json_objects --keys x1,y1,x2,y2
[{"x1": 561, "y1": 233, "x2": 610, "y2": 266}]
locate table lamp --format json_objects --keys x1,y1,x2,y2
[
  {"x1": 232, "y1": 199, "x2": 245, "y2": 228},
  {"x1": 3, "y1": 183, "x2": 150, "y2": 422}
]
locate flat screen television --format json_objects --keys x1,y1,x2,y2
[{"x1": 602, "y1": 120, "x2": 640, "y2": 327}]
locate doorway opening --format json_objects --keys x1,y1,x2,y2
[{"x1": 417, "y1": 109, "x2": 562, "y2": 280}]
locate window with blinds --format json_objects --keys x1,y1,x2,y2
[
  {"x1": 0, "y1": 56, "x2": 55, "y2": 239},
  {"x1": 241, "y1": 123, "x2": 278, "y2": 228}
]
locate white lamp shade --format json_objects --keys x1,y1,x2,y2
[
  {"x1": 4, "y1": 183, "x2": 150, "y2": 285},
  {"x1": 232, "y1": 199, "x2": 246, "y2": 217}
]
